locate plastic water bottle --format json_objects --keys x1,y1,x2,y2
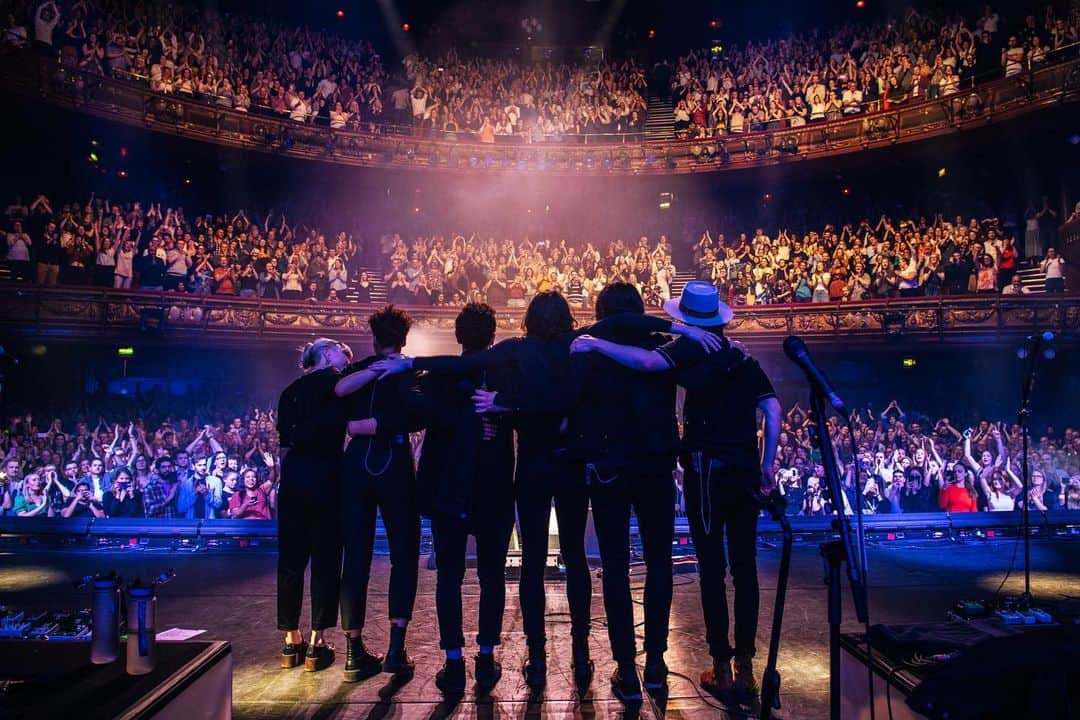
[{"x1": 126, "y1": 582, "x2": 157, "y2": 675}]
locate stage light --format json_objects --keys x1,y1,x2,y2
[
  {"x1": 658, "y1": 192, "x2": 674, "y2": 210},
  {"x1": 1069, "y1": 134, "x2": 1080, "y2": 145},
  {"x1": 842, "y1": 187, "x2": 851, "y2": 196},
  {"x1": 88, "y1": 152, "x2": 99, "y2": 163},
  {"x1": 336, "y1": 9, "x2": 345, "y2": 18},
  {"x1": 710, "y1": 45, "x2": 723, "y2": 57},
  {"x1": 902, "y1": 357, "x2": 916, "y2": 368},
  {"x1": 401, "y1": 22, "x2": 410, "y2": 32},
  {"x1": 856, "y1": 0, "x2": 865, "y2": 8},
  {"x1": 648, "y1": 29, "x2": 656, "y2": 39},
  {"x1": 118, "y1": 347, "x2": 135, "y2": 357},
  {"x1": 709, "y1": 19, "x2": 719, "y2": 28},
  {"x1": 763, "y1": 193, "x2": 772, "y2": 201},
  {"x1": 183, "y1": 178, "x2": 192, "y2": 185},
  {"x1": 414, "y1": 207, "x2": 420, "y2": 213},
  {"x1": 117, "y1": 170, "x2": 128, "y2": 178},
  {"x1": 120, "y1": 147, "x2": 128, "y2": 157},
  {"x1": 937, "y1": 167, "x2": 947, "y2": 178}
]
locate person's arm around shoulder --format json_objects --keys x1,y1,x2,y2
[{"x1": 759, "y1": 395, "x2": 782, "y2": 491}]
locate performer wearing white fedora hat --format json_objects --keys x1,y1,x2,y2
[{"x1": 571, "y1": 280, "x2": 781, "y2": 703}]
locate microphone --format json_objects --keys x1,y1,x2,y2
[{"x1": 783, "y1": 336, "x2": 849, "y2": 416}]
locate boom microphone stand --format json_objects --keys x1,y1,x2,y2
[
  {"x1": 784, "y1": 336, "x2": 870, "y2": 720},
  {"x1": 1015, "y1": 331, "x2": 1054, "y2": 608}
]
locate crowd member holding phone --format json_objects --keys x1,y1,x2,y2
[
  {"x1": 103, "y1": 467, "x2": 142, "y2": 517},
  {"x1": 179, "y1": 456, "x2": 223, "y2": 519},
  {"x1": 227, "y1": 468, "x2": 271, "y2": 519},
  {"x1": 61, "y1": 479, "x2": 105, "y2": 518}
]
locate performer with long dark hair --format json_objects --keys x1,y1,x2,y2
[
  {"x1": 275, "y1": 337, "x2": 352, "y2": 671},
  {"x1": 373, "y1": 291, "x2": 720, "y2": 692}
]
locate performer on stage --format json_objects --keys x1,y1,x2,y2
[
  {"x1": 337, "y1": 306, "x2": 424, "y2": 682},
  {"x1": 569, "y1": 281, "x2": 781, "y2": 701},
  {"x1": 275, "y1": 337, "x2": 352, "y2": 672},
  {"x1": 372, "y1": 291, "x2": 718, "y2": 692},
  {"x1": 414, "y1": 304, "x2": 516, "y2": 696}
]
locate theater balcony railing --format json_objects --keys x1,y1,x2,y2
[
  {"x1": 1, "y1": 284, "x2": 1076, "y2": 348},
  {"x1": 2, "y1": 48, "x2": 1079, "y2": 176}
]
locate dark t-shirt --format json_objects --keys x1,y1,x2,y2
[
  {"x1": 658, "y1": 336, "x2": 777, "y2": 470},
  {"x1": 276, "y1": 366, "x2": 347, "y2": 457}
]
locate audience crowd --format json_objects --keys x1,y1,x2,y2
[
  {"x1": 665, "y1": 4, "x2": 1080, "y2": 138},
  {"x1": 3, "y1": 191, "x2": 1072, "y2": 306},
  {"x1": 5, "y1": 0, "x2": 1078, "y2": 141},
  {"x1": 1, "y1": 392, "x2": 281, "y2": 520},
  {"x1": 2, "y1": 392, "x2": 1077, "y2": 520},
  {"x1": 775, "y1": 401, "x2": 1080, "y2": 516}
]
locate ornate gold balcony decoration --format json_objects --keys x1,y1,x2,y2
[{"x1": 1, "y1": 285, "x2": 1074, "y2": 348}]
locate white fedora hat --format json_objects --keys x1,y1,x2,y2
[{"x1": 662, "y1": 280, "x2": 734, "y2": 327}]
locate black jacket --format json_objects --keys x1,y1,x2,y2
[
  {"x1": 415, "y1": 313, "x2": 676, "y2": 459},
  {"x1": 342, "y1": 355, "x2": 425, "y2": 474},
  {"x1": 277, "y1": 367, "x2": 347, "y2": 457},
  {"x1": 411, "y1": 357, "x2": 515, "y2": 520},
  {"x1": 493, "y1": 314, "x2": 681, "y2": 474}
]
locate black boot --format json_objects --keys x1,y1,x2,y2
[
  {"x1": 610, "y1": 662, "x2": 642, "y2": 703},
  {"x1": 435, "y1": 658, "x2": 466, "y2": 695},
  {"x1": 343, "y1": 636, "x2": 383, "y2": 683},
  {"x1": 571, "y1": 638, "x2": 594, "y2": 690},
  {"x1": 522, "y1": 647, "x2": 546, "y2": 690},
  {"x1": 474, "y1": 653, "x2": 502, "y2": 695},
  {"x1": 303, "y1": 642, "x2": 336, "y2": 672},
  {"x1": 643, "y1": 653, "x2": 669, "y2": 691},
  {"x1": 280, "y1": 640, "x2": 307, "y2": 669},
  {"x1": 382, "y1": 625, "x2": 415, "y2": 676}
]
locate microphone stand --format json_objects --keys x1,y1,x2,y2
[
  {"x1": 805, "y1": 387, "x2": 870, "y2": 720},
  {"x1": 1016, "y1": 337, "x2": 1043, "y2": 609},
  {"x1": 757, "y1": 489, "x2": 792, "y2": 720}
]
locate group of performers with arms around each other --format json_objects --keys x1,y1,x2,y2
[{"x1": 275, "y1": 280, "x2": 781, "y2": 704}]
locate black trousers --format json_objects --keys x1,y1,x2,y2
[
  {"x1": 431, "y1": 499, "x2": 515, "y2": 650},
  {"x1": 515, "y1": 451, "x2": 591, "y2": 650},
  {"x1": 589, "y1": 465, "x2": 675, "y2": 664},
  {"x1": 340, "y1": 445, "x2": 420, "y2": 630},
  {"x1": 683, "y1": 457, "x2": 760, "y2": 661},
  {"x1": 277, "y1": 451, "x2": 342, "y2": 631}
]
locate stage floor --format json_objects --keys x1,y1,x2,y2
[{"x1": 2, "y1": 536, "x2": 1078, "y2": 719}]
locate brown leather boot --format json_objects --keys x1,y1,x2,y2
[
  {"x1": 700, "y1": 659, "x2": 733, "y2": 696},
  {"x1": 733, "y1": 655, "x2": 759, "y2": 697}
]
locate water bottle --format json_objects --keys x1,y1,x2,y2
[
  {"x1": 126, "y1": 582, "x2": 157, "y2": 675},
  {"x1": 90, "y1": 573, "x2": 121, "y2": 664}
]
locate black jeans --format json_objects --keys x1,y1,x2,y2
[
  {"x1": 683, "y1": 456, "x2": 760, "y2": 661},
  {"x1": 515, "y1": 451, "x2": 591, "y2": 651},
  {"x1": 589, "y1": 464, "x2": 675, "y2": 664},
  {"x1": 340, "y1": 443, "x2": 420, "y2": 630},
  {"x1": 277, "y1": 451, "x2": 342, "y2": 631},
  {"x1": 431, "y1": 500, "x2": 515, "y2": 650}
]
